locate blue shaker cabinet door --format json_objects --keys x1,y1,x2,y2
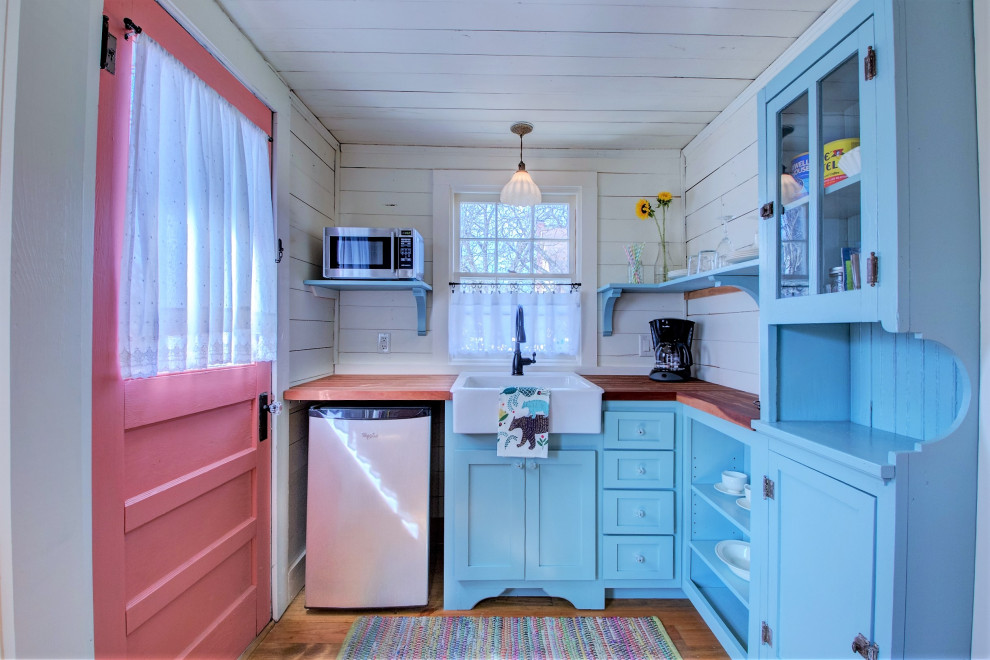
[
  {"x1": 452, "y1": 450, "x2": 526, "y2": 581},
  {"x1": 766, "y1": 453, "x2": 876, "y2": 659},
  {"x1": 525, "y1": 451, "x2": 597, "y2": 581}
]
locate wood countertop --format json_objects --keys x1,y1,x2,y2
[{"x1": 283, "y1": 374, "x2": 759, "y2": 429}]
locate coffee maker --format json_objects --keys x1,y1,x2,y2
[{"x1": 649, "y1": 318, "x2": 695, "y2": 382}]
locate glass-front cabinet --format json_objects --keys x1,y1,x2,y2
[{"x1": 760, "y1": 18, "x2": 877, "y2": 324}]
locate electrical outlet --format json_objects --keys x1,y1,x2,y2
[
  {"x1": 377, "y1": 332, "x2": 390, "y2": 354},
  {"x1": 639, "y1": 334, "x2": 653, "y2": 357}
]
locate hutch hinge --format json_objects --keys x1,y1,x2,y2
[
  {"x1": 852, "y1": 633, "x2": 879, "y2": 660},
  {"x1": 763, "y1": 476, "x2": 775, "y2": 499},
  {"x1": 761, "y1": 622, "x2": 773, "y2": 647},
  {"x1": 760, "y1": 201, "x2": 774, "y2": 219},
  {"x1": 866, "y1": 251, "x2": 878, "y2": 287},
  {"x1": 100, "y1": 15, "x2": 117, "y2": 74},
  {"x1": 864, "y1": 46, "x2": 877, "y2": 81}
]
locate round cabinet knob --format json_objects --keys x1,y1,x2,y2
[
  {"x1": 515, "y1": 463, "x2": 524, "y2": 470},
  {"x1": 636, "y1": 465, "x2": 647, "y2": 475},
  {"x1": 529, "y1": 462, "x2": 538, "y2": 470},
  {"x1": 636, "y1": 426, "x2": 645, "y2": 436},
  {"x1": 635, "y1": 508, "x2": 646, "y2": 518},
  {"x1": 635, "y1": 554, "x2": 646, "y2": 564}
]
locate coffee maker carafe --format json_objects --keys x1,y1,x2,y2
[{"x1": 649, "y1": 318, "x2": 695, "y2": 382}]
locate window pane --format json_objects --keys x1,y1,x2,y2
[
  {"x1": 460, "y1": 202, "x2": 496, "y2": 238},
  {"x1": 533, "y1": 240, "x2": 569, "y2": 274},
  {"x1": 497, "y1": 240, "x2": 532, "y2": 273},
  {"x1": 535, "y1": 204, "x2": 569, "y2": 239},
  {"x1": 496, "y1": 205, "x2": 533, "y2": 239},
  {"x1": 460, "y1": 239, "x2": 496, "y2": 273}
]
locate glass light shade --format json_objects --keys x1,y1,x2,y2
[{"x1": 500, "y1": 168, "x2": 542, "y2": 206}]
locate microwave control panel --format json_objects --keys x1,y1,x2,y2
[{"x1": 397, "y1": 231, "x2": 415, "y2": 270}]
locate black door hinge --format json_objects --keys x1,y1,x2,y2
[
  {"x1": 761, "y1": 621, "x2": 773, "y2": 647},
  {"x1": 760, "y1": 201, "x2": 774, "y2": 219},
  {"x1": 100, "y1": 15, "x2": 117, "y2": 74},
  {"x1": 864, "y1": 46, "x2": 877, "y2": 81},
  {"x1": 763, "y1": 476, "x2": 775, "y2": 500}
]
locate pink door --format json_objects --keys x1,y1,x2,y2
[{"x1": 93, "y1": 2, "x2": 273, "y2": 656}]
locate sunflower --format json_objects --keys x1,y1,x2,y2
[
  {"x1": 636, "y1": 198, "x2": 653, "y2": 220},
  {"x1": 657, "y1": 191, "x2": 673, "y2": 206}
]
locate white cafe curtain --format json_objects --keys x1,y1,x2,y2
[
  {"x1": 449, "y1": 290, "x2": 581, "y2": 361},
  {"x1": 119, "y1": 36, "x2": 276, "y2": 379}
]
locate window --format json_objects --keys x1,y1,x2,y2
[
  {"x1": 454, "y1": 193, "x2": 575, "y2": 286},
  {"x1": 449, "y1": 193, "x2": 581, "y2": 362}
]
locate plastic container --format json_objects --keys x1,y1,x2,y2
[
  {"x1": 823, "y1": 138, "x2": 861, "y2": 186},
  {"x1": 790, "y1": 152, "x2": 810, "y2": 196}
]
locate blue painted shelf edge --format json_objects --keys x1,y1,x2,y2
[
  {"x1": 304, "y1": 279, "x2": 433, "y2": 336},
  {"x1": 597, "y1": 260, "x2": 758, "y2": 336},
  {"x1": 751, "y1": 420, "x2": 923, "y2": 481}
]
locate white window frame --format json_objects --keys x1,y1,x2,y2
[{"x1": 433, "y1": 170, "x2": 598, "y2": 369}]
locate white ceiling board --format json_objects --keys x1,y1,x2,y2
[{"x1": 215, "y1": 0, "x2": 840, "y2": 149}]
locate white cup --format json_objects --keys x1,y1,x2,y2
[
  {"x1": 743, "y1": 483, "x2": 752, "y2": 503},
  {"x1": 721, "y1": 470, "x2": 747, "y2": 493}
]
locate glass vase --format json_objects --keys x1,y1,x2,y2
[{"x1": 654, "y1": 240, "x2": 669, "y2": 283}]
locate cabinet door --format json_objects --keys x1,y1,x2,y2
[
  {"x1": 765, "y1": 453, "x2": 876, "y2": 659},
  {"x1": 525, "y1": 451, "x2": 596, "y2": 581},
  {"x1": 452, "y1": 450, "x2": 526, "y2": 581},
  {"x1": 761, "y1": 17, "x2": 878, "y2": 324}
]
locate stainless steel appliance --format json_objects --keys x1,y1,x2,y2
[
  {"x1": 649, "y1": 318, "x2": 695, "y2": 382},
  {"x1": 305, "y1": 406, "x2": 431, "y2": 608},
  {"x1": 323, "y1": 226, "x2": 424, "y2": 279}
]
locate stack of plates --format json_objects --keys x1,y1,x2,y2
[
  {"x1": 723, "y1": 246, "x2": 759, "y2": 265},
  {"x1": 667, "y1": 268, "x2": 689, "y2": 279}
]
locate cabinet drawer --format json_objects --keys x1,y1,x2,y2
[
  {"x1": 604, "y1": 450, "x2": 674, "y2": 489},
  {"x1": 604, "y1": 411, "x2": 675, "y2": 450},
  {"x1": 603, "y1": 490, "x2": 674, "y2": 535},
  {"x1": 603, "y1": 535, "x2": 674, "y2": 580}
]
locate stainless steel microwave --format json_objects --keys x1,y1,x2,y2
[{"x1": 323, "y1": 227, "x2": 424, "y2": 280}]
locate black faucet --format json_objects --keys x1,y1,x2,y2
[{"x1": 512, "y1": 305, "x2": 536, "y2": 375}]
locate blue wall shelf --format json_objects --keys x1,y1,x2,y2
[
  {"x1": 597, "y1": 260, "x2": 758, "y2": 336},
  {"x1": 304, "y1": 279, "x2": 433, "y2": 336}
]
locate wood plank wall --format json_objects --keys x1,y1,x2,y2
[
  {"x1": 336, "y1": 144, "x2": 685, "y2": 373},
  {"x1": 286, "y1": 99, "x2": 339, "y2": 599},
  {"x1": 682, "y1": 100, "x2": 761, "y2": 394}
]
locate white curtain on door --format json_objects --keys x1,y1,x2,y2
[
  {"x1": 119, "y1": 36, "x2": 276, "y2": 379},
  {"x1": 448, "y1": 290, "x2": 581, "y2": 360}
]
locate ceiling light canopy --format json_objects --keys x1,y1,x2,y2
[{"x1": 500, "y1": 122, "x2": 541, "y2": 207}]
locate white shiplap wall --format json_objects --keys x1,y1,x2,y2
[
  {"x1": 681, "y1": 100, "x2": 761, "y2": 394},
  {"x1": 285, "y1": 98, "x2": 338, "y2": 598},
  {"x1": 336, "y1": 144, "x2": 683, "y2": 373}
]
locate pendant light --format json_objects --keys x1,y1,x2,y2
[{"x1": 500, "y1": 122, "x2": 542, "y2": 207}]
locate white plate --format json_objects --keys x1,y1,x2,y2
[
  {"x1": 723, "y1": 253, "x2": 758, "y2": 265},
  {"x1": 667, "y1": 268, "x2": 689, "y2": 279},
  {"x1": 714, "y1": 482, "x2": 744, "y2": 496},
  {"x1": 715, "y1": 540, "x2": 751, "y2": 581},
  {"x1": 736, "y1": 497, "x2": 751, "y2": 511}
]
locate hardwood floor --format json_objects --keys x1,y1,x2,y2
[{"x1": 246, "y1": 559, "x2": 730, "y2": 659}]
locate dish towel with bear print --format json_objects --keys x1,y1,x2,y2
[{"x1": 497, "y1": 386, "x2": 550, "y2": 458}]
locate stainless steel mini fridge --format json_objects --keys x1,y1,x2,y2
[{"x1": 305, "y1": 406, "x2": 431, "y2": 608}]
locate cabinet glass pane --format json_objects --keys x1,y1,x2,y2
[
  {"x1": 819, "y1": 54, "x2": 861, "y2": 294},
  {"x1": 778, "y1": 93, "x2": 809, "y2": 299}
]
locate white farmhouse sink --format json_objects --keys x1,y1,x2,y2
[{"x1": 450, "y1": 371, "x2": 603, "y2": 434}]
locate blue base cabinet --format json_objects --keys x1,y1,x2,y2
[{"x1": 443, "y1": 403, "x2": 602, "y2": 611}]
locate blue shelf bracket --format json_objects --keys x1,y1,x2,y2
[
  {"x1": 599, "y1": 286, "x2": 624, "y2": 337},
  {"x1": 412, "y1": 285, "x2": 429, "y2": 336},
  {"x1": 709, "y1": 276, "x2": 759, "y2": 302}
]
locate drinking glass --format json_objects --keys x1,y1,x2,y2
[{"x1": 698, "y1": 250, "x2": 718, "y2": 272}]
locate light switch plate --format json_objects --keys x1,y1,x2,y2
[{"x1": 639, "y1": 334, "x2": 653, "y2": 357}]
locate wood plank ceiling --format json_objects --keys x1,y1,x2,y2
[{"x1": 215, "y1": 0, "x2": 837, "y2": 150}]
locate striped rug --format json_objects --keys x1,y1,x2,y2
[{"x1": 337, "y1": 615, "x2": 682, "y2": 659}]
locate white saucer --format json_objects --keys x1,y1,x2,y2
[
  {"x1": 714, "y1": 482, "x2": 744, "y2": 496},
  {"x1": 736, "y1": 497, "x2": 751, "y2": 511}
]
